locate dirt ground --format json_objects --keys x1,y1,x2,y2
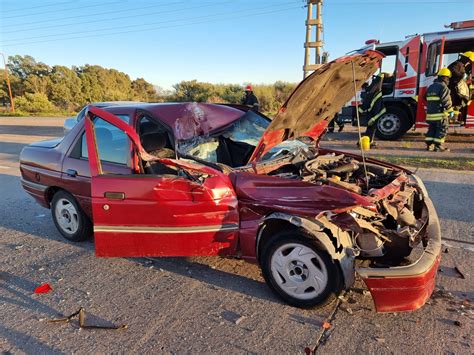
[{"x1": 0, "y1": 117, "x2": 473, "y2": 353}]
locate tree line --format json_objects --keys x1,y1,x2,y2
[{"x1": 0, "y1": 55, "x2": 296, "y2": 115}]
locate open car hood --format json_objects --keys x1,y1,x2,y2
[{"x1": 249, "y1": 50, "x2": 383, "y2": 162}]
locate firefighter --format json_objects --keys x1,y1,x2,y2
[
  {"x1": 448, "y1": 51, "x2": 474, "y2": 124},
  {"x1": 424, "y1": 68, "x2": 453, "y2": 152},
  {"x1": 360, "y1": 73, "x2": 386, "y2": 147},
  {"x1": 241, "y1": 85, "x2": 260, "y2": 112},
  {"x1": 327, "y1": 113, "x2": 344, "y2": 132}
]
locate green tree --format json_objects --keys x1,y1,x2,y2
[
  {"x1": 15, "y1": 92, "x2": 56, "y2": 113},
  {"x1": 172, "y1": 80, "x2": 215, "y2": 102},
  {"x1": 49, "y1": 65, "x2": 83, "y2": 110},
  {"x1": 8, "y1": 55, "x2": 51, "y2": 95},
  {"x1": 131, "y1": 78, "x2": 157, "y2": 101}
]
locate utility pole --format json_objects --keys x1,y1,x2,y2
[
  {"x1": 0, "y1": 52, "x2": 15, "y2": 113},
  {"x1": 303, "y1": 0, "x2": 325, "y2": 78}
]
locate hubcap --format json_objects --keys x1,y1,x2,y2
[
  {"x1": 55, "y1": 198, "x2": 79, "y2": 234},
  {"x1": 271, "y1": 243, "x2": 328, "y2": 300},
  {"x1": 377, "y1": 113, "x2": 401, "y2": 136}
]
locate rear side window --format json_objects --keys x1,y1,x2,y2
[{"x1": 80, "y1": 114, "x2": 130, "y2": 165}]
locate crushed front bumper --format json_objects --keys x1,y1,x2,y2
[{"x1": 356, "y1": 194, "x2": 441, "y2": 313}]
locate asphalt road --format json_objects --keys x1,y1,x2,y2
[{"x1": 0, "y1": 117, "x2": 473, "y2": 353}]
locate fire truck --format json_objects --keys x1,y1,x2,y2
[{"x1": 342, "y1": 20, "x2": 474, "y2": 140}]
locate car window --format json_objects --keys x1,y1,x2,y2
[
  {"x1": 80, "y1": 114, "x2": 131, "y2": 165},
  {"x1": 178, "y1": 110, "x2": 269, "y2": 163}
]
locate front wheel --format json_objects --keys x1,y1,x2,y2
[
  {"x1": 51, "y1": 190, "x2": 92, "y2": 242},
  {"x1": 375, "y1": 105, "x2": 412, "y2": 140},
  {"x1": 260, "y1": 232, "x2": 343, "y2": 308}
]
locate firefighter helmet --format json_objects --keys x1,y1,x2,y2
[
  {"x1": 460, "y1": 51, "x2": 474, "y2": 62},
  {"x1": 437, "y1": 68, "x2": 452, "y2": 78},
  {"x1": 245, "y1": 85, "x2": 253, "y2": 91}
]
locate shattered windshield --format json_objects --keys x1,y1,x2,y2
[
  {"x1": 178, "y1": 110, "x2": 269, "y2": 165},
  {"x1": 261, "y1": 140, "x2": 311, "y2": 160}
]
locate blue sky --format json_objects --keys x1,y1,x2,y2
[{"x1": 1, "y1": 0, "x2": 473, "y2": 89}]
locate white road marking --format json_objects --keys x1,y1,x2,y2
[{"x1": 0, "y1": 165, "x2": 11, "y2": 169}]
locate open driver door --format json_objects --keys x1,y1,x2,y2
[{"x1": 84, "y1": 106, "x2": 239, "y2": 257}]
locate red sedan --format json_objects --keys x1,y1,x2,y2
[{"x1": 20, "y1": 51, "x2": 441, "y2": 312}]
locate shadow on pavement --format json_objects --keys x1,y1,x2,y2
[
  {"x1": 135, "y1": 257, "x2": 282, "y2": 305},
  {"x1": 0, "y1": 324, "x2": 59, "y2": 354}
]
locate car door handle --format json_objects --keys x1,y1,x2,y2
[
  {"x1": 104, "y1": 192, "x2": 126, "y2": 200},
  {"x1": 66, "y1": 169, "x2": 78, "y2": 177}
]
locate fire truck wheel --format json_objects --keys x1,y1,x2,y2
[{"x1": 375, "y1": 106, "x2": 410, "y2": 140}]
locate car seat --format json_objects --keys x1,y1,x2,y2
[{"x1": 141, "y1": 132, "x2": 175, "y2": 159}]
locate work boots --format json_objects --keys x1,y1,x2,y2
[{"x1": 434, "y1": 145, "x2": 450, "y2": 152}]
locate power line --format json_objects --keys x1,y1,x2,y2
[
  {"x1": 3, "y1": 1, "x2": 184, "y2": 28},
  {"x1": 2, "y1": 0, "x2": 123, "y2": 19},
  {"x1": 3, "y1": 1, "x2": 292, "y2": 44},
  {"x1": 1, "y1": 0, "x2": 75, "y2": 13},
  {"x1": 3, "y1": 1, "x2": 225, "y2": 36},
  {"x1": 327, "y1": 0, "x2": 472, "y2": 3},
  {"x1": 2, "y1": 5, "x2": 302, "y2": 47}
]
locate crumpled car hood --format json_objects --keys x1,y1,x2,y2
[{"x1": 249, "y1": 51, "x2": 383, "y2": 162}]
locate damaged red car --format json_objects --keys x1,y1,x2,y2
[{"x1": 20, "y1": 52, "x2": 441, "y2": 312}]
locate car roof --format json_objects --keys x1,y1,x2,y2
[
  {"x1": 92, "y1": 101, "x2": 142, "y2": 107},
  {"x1": 104, "y1": 102, "x2": 245, "y2": 140}
]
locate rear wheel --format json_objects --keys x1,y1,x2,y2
[
  {"x1": 51, "y1": 190, "x2": 92, "y2": 242},
  {"x1": 375, "y1": 105, "x2": 412, "y2": 140},
  {"x1": 260, "y1": 231, "x2": 343, "y2": 308}
]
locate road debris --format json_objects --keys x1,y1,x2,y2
[
  {"x1": 341, "y1": 306, "x2": 353, "y2": 315},
  {"x1": 322, "y1": 321, "x2": 331, "y2": 329},
  {"x1": 375, "y1": 337, "x2": 386, "y2": 343},
  {"x1": 48, "y1": 307, "x2": 127, "y2": 330},
  {"x1": 235, "y1": 315, "x2": 246, "y2": 325},
  {"x1": 454, "y1": 265, "x2": 466, "y2": 279},
  {"x1": 34, "y1": 283, "x2": 52, "y2": 294}
]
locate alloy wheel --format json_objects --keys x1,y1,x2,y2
[{"x1": 270, "y1": 243, "x2": 329, "y2": 300}]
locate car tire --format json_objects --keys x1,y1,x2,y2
[
  {"x1": 260, "y1": 231, "x2": 343, "y2": 308},
  {"x1": 375, "y1": 105, "x2": 411, "y2": 140},
  {"x1": 51, "y1": 190, "x2": 92, "y2": 242}
]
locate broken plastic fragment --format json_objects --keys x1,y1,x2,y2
[
  {"x1": 34, "y1": 283, "x2": 52, "y2": 294},
  {"x1": 48, "y1": 307, "x2": 127, "y2": 330},
  {"x1": 322, "y1": 321, "x2": 331, "y2": 329}
]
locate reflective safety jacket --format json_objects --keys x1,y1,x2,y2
[
  {"x1": 359, "y1": 73, "x2": 386, "y2": 126},
  {"x1": 241, "y1": 92, "x2": 260, "y2": 112},
  {"x1": 448, "y1": 60, "x2": 466, "y2": 85},
  {"x1": 424, "y1": 78, "x2": 452, "y2": 121}
]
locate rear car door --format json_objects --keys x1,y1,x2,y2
[{"x1": 84, "y1": 106, "x2": 240, "y2": 257}]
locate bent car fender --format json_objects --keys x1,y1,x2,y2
[{"x1": 257, "y1": 212, "x2": 356, "y2": 288}]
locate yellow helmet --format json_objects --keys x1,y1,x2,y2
[
  {"x1": 460, "y1": 51, "x2": 474, "y2": 61},
  {"x1": 437, "y1": 67, "x2": 451, "y2": 78}
]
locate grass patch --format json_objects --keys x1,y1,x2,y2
[{"x1": 371, "y1": 155, "x2": 474, "y2": 171}]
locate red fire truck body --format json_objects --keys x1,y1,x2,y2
[{"x1": 345, "y1": 21, "x2": 474, "y2": 140}]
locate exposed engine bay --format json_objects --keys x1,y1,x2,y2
[
  {"x1": 244, "y1": 145, "x2": 429, "y2": 263},
  {"x1": 266, "y1": 150, "x2": 400, "y2": 196}
]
